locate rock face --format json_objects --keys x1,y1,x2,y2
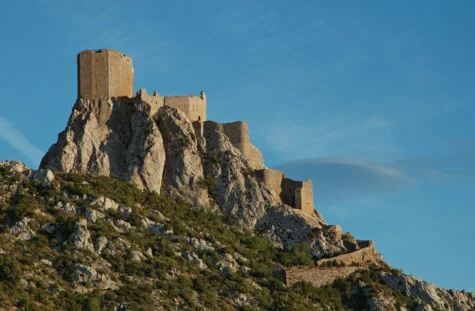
[
  {"x1": 379, "y1": 273, "x2": 475, "y2": 311},
  {"x1": 37, "y1": 97, "x2": 475, "y2": 311},
  {"x1": 40, "y1": 99, "x2": 165, "y2": 193},
  {"x1": 40, "y1": 98, "x2": 357, "y2": 257}
]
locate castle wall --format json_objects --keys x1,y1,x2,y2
[
  {"x1": 255, "y1": 169, "x2": 284, "y2": 198},
  {"x1": 203, "y1": 121, "x2": 264, "y2": 169},
  {"x1": 108, "y1": 50, "x2": 134, "y2": 98},
  {"x1": 317, "y1": 245, "x2": 378, "y2": 266},
  {"x1": 77, "y1": 49, "x2": 134, "y2": 99},
  {"x1": 285, "y1": 244, "x2": 380, "y2": 287},
  {"x1": 136, "y1": 89, "x2": 164, "y2": 115},
  {"x1": 296, "y1": 180, "x2": 314, "y2": 215},
  {"x1": 281, "y1": 178, "x2": 300, "y2": 208},
  {"x1": 164, "y1": 96, "x2": 206, "y2": 122},
  {"x1": 77, "y1": 52, "x2": 93, "y2": 99},
  {"x1": 187, "y1": 96, "x2": 206, "y2": 122},
  {"x1": 222, "y1": 122, "x2": 249, "y2": 147},
  {"x1": 255, "y1": 171, "x2": 314, "y2": 215},
  {"x1": 285, "y1": 266, "x2": 360, "y2": 287},
  {"x1": 133, "y1": 89, "x2": 205, "y2": 123}
]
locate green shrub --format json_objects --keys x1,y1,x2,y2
[{"x1": 197, "y1": 175, "x2": 217, "y2": 194}]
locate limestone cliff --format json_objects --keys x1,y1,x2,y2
[
  {"x1": 40, "y1": 98, "x2": 358, "y2": 259},
  {"x1": 37, "y1": 97, "x2": 475, "y2": 311}
]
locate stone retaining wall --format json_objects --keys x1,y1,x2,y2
[{"x1": 285, "y1": 266, "x2": 360, "y2": 287}]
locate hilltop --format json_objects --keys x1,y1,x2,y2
[{"x1": 0, "y1": 49, "x2": 473, "y2": 310}]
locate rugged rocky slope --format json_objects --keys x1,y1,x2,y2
[
  {"x1": 40, "y1": 98, "x2": 355, "y2": 259},
  {"x1": 1, "y1": 161, "x2": 474, "y2": 310}
]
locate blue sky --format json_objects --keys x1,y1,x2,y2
[{"x1": 1, "y1": 1, "x2": 474, "y2": 291}]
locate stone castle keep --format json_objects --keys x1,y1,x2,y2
[{"x1": 77, "y1": 48, "x2": 315, "y2": 215}]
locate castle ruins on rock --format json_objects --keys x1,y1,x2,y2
[{"x1": 77, "y1": 49, "x2": 315, "y2": 215}]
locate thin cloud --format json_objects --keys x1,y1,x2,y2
[
  {"x1": 0, "y1": 115, "x2": 44, "y2": 165},
  {"x1": 264, "y1": 115, "x2": 399, "y2": 161},
  {"x1": 273, "y1": 157, "x2": 418, "y2": 206}
]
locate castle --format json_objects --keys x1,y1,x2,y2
[{"x1": 77, "y1": 49, "x2": 316, "y2": 216}]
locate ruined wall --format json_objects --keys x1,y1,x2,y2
[
  {"x1": 281, "y1": 178, "x2": 301, "y2": 208},
  {"x1": 255, "y1": 169, "x2": 284, "y2": 198},
  {"x1": 296, "y1": 180, "x2": 314, "y2": 215},
  {"x1": 108, "y1": 50, "x2": 134, "y2": 98},
  {"x1": 203, "y1": 121, "x2": 264, "y2": 169},
  {"x1": 77, "y1": 49, "x2": 134, "y2": 99},
  {"x1": 255, "y1": 169, "x2": 315, "y2": 215},
  {"x1": 284, "y1": 243, "x2": 381, "y2": 287},
  {"x1": 317, "y1": 245, "x2": 378, "y2": 266},
  {"x1": 164, "y1": 95, "x2": 206, "y2": 122},
  {"x1": 285, "y1": 266, "x2": 360, "y2": 287},
  {"x1": 135, "y1": 89, "x2": 164, "y2": 115},
  {"x1": 133, "y1": 89, "x2": 205, "y2": 123}
]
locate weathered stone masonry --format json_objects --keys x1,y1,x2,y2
[
  {"x1": 201, "y1": 120, "x2": 265, "y2": 170},
  {"x1": 78, "y1": 49, "x2": 134, "y2": 99},
  {"x1": 76, "y1": 48, "x2": 317, "y2": 216},
  {"x1": 256, "y1": 168, "x2": 315, "y2": 215},
  {"x1": 285, "y1": 242, "x2": 381, "y2": 287},
  {"x1": 133, "y1": 88, "x2": 207, "y2": 122}
]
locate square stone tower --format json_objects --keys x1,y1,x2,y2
[{"x1": 77, "y1": 49, "x2": 134, "y2": 99}]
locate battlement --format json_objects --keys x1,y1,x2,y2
[
  {"x1": 256, "y1": 168, "x2": 315, "y2": 215},
  {"x1": 133, "y1": 88, "x2": 206, "y2": 122},
  {"x1": 77, "y1": 49, "x2": 134, "y2": 99}
]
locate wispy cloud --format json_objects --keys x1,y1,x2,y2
[
  {"x1": 273, "y1": 149, "x2": 475, "y2": 209},
  {"x1": 0, "y1": 115, "x2": 44, "y2": 165},
  {"x1": 263, "y1": 115, "x2": 399, "y2": 162},
  {"x1": 274, "y1": 157, "x2": 417, "y2": 204}
]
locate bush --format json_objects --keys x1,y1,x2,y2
[
  {"x1": 197, "y1": 175, "x2": 217, "y2": 194},
  {"x1": 278, "y1": 242, "x2": 314, "y2": 266}
]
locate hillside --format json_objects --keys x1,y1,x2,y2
[
  {"x1": 0, "y1": 161, "x2": 474, "y2": 310},
  {"x1": 1, "y1": 48, "x2": 474, "y2": 310}
]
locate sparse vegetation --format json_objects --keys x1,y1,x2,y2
[
  {"x1": 197, "y1": 175, "x2": 217, "y2": 194},
  {"x1": 0, "y1": 170, "x2": 466, "y2": 310}
]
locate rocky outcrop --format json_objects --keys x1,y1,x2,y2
[
  {"x1": 200, "y1": 126, "x2": 279, "y2": 228},
  {"x1": 38, "y1": 100, "x2": 290, "y2": 229},
  {"x1": 38, "y1": 98, "x2": 375, "y2": 259},
  {"x1": 40, "y1": 99, "x2": 165, "y2": 193},
  {"x1": 380, "y1": 272, "x2": 475, "y2": 311},
  {"x1": 156, "y1": 107, "x2": 208, "y2": 206}
]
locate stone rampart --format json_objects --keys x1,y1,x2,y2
[
  {"x1": 284, "y1": 244, "x2": 381, "y2": 287},
  {"x1": 317, "y1": 244, "x2": 378, "y2": 266},
  {"x1": 255, "y1": 169, "x2": 315, "y2": 215},
  {"x1": 285, "y1": 266, "x2": 360, "y2": 287},
  {"x1": 77, "y1": 49, "x2": 134, "y2": 99},
  {"x1": 164, "y1": 95, "x2": 206, "y2": 122},
  {"x1": 296, "y1": 180, "x2": 314, "y2": 215},
  {"x1": 255, "y1": 169, "x2": 284, "y2": 196},
  {"x1": 132, "y1": 89, "x2": 205, "y2": 123},
  {"x1": 203, "y1": 121, "x2": 264, "y2": 169}
]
